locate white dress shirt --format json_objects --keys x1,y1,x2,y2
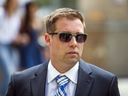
[{"x1": 45, "y1": 60, "x2": 79, "y2": 96}]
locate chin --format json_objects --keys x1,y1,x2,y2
[{"x1": 65, "y1": 57, "x2": 79, "y2": 65}]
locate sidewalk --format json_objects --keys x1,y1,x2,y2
[{"x1": 118, "y1": 78, "x2": 128, "y2": 96}]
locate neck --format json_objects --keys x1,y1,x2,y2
[
  {"x1": 51, "y1": 59, "x2": 76, "y2": 73},
  {"x1": 6, "y1": 9, "x2": 15, "y2": 18}
]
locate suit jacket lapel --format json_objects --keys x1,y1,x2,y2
[
  {"x1": 75, "y1": 59, "x2": 94, "y2": 96},
  {"x1": 30, "y1": 59, "x2": 50, "y2": 96},
  {"x1": 30, "y1": 59, "x2": 94, "y2": 96}
]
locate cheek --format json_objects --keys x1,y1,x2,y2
[
  {"x1": 58, "y1": 43, "x2": 67, "y2": 52},
  {"x1": 54, "y1": 37, "x2": 67, "y2": 50},
  {"x1": 52, "y1": 40, "x2": 65, "y2": 53},
  {"x1": 56, "y1": 43, "x2": 68, "y2": 57},
  {"x1": 78, "y1": 44, "x2": 84, "y2": 54}
]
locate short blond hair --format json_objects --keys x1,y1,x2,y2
[{"x1": 44, "y1": 8, "x2": 85, "y2": 33}]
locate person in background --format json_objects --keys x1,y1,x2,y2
[
  {"x1": 17, "y1": 2, "x2": 44, "y2": 70},
  {"x1": 5, "y1": 8, "x2": 120, "y2": 96},
  {"x1": 0, "y1": 0, "x2": 21, "y2": 95}
]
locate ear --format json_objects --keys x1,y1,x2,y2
[{"x1": 45, "y1": 33, "x2": 51, "y2": 47}]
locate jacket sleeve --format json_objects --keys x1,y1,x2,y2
[
  {"x1": 5, "y1": 74, "x2": 16, "y2": 96},
  {"x1": 108, "y1": 76, "x2": 120, "y2": 96}
]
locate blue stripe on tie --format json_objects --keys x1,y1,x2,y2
[{"x1": 55, "y1": 76, "x2": 69, "y2": 96}]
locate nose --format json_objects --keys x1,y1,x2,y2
[{"x1": 69, "y1": 36, "x2": 77, "y2": 47}]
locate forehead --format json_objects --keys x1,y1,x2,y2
[{"x1": 55, "y1": 17, "x2": 84, "y2": 33}]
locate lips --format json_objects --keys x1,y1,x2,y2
[
  {"x1": 67, "y1": 51, "x2": 78, "y2": 55},
  {"x1": 68, "y1": 52, "x2": 77, "y2": 54}
]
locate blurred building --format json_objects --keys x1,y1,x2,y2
[{"x1": 77, "y1": 0, "x2": 128, "y2": 77}]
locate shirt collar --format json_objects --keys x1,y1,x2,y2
[{"x1": 47, "y1": 59, "x2": 79, "y2": 84}]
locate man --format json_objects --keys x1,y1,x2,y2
[{"x1": 5, "y1": 8, "x2": 120, "y2": 96}]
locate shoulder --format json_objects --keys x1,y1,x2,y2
[
  {"x1": 88, "y1": 63, "x2": 116, "y2": 80},
  {"x1": 79, "y1": 59, "x2": 116, "y2": 79},
  {"x1": 11, "y1": 59, "x2": 49, "y2": 81},
  {"x1": 79, "y1": 59, "x2": 118, "y2": 92},
  {"x1": 12, "y1": 64, "x2": 42, "y2": 81},
  {"x1": 79, "y1": 59, "x2": 120, "y2": 96}
]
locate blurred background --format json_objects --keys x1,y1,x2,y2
[{"x1": 0, "y1": 0, "x2": 128, "y2": 96}]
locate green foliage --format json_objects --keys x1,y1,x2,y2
[
  {"x1": 35, "y1": 0, "x2": 50, "y2": 7},
  {"x1": 35, "y1": 0, "x2": 76, "y2": 8},
  {"x1": 61, "y1": 0, "x2": 76, "y2": 8}
]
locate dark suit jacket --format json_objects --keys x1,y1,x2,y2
[{"x1": 5, "y1": 59, "x2": 120, "y2": 96}]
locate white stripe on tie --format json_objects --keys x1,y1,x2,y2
[{"x1": 55, "y1": 76, "x2": 69, "y2": 96}]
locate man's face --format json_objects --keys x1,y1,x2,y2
[{"x1": 47, "y1": 17, "x2": 84, "y2": 68}]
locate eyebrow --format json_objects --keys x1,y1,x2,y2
[{"x1": 59, "y1": 31, "x2": 84, "y2": 34}]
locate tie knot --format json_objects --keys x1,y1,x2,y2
[{"x1": 56, "y1": 76, "x2": 69, "y2": 88}]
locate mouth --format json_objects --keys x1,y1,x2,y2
[
  {"x1": 68, "y1": 52, "x2": 77, "y2": 54},
  {"x1": 67, "y1": 51, "x2": 78, "y2": 56}
]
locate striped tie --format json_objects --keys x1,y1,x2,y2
[{"x1": 55, "y1": 76, "x2": 69, "y2": 96}]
